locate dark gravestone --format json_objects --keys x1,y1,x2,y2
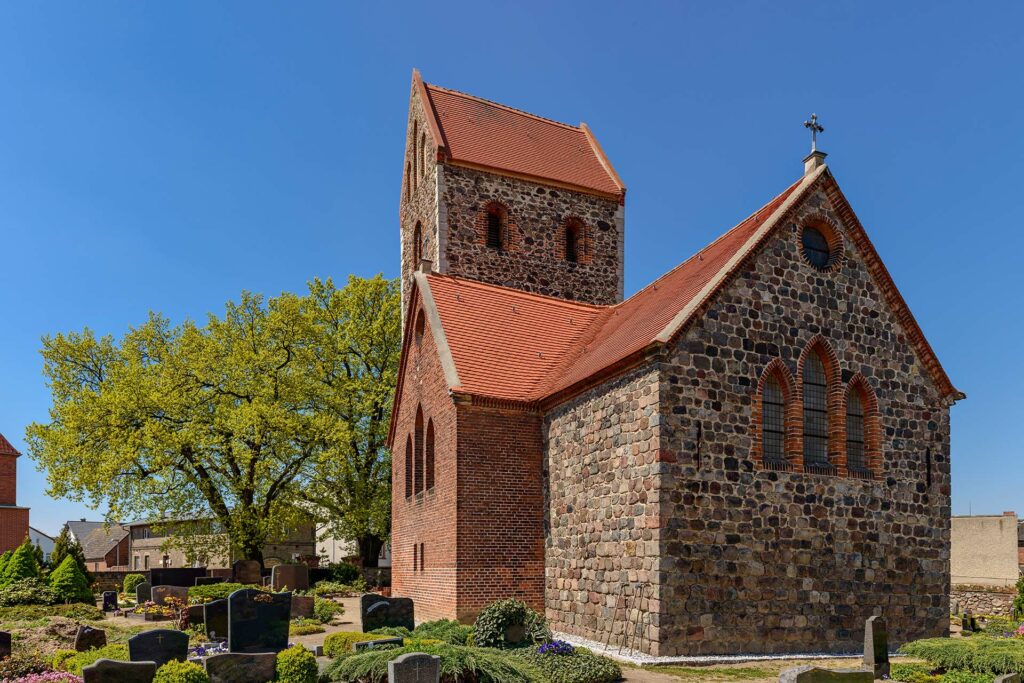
[
  {"x1": 995, "y1": 675, "x2": 1022, "y2": 683},
  {"x1": 149, "y1": 567, "x2": 206, "y2": 588},
  {"x1": 196, "y1": 576, "x2": 226, "y2": 586},
  {"x1": 83, "y1": 659, "x2": 157, "y2": 683},
  {"x1": 204, "y1": 652, "x2": 277, "y2": 683},
  {"x1": 128, "y1": 628, "x2": 189, "y2": 667},
  {"x1": 290, "y1": 595, "x2": 315, "y2": 619},
  {"x1": 354, "y1": 637, "x2": 404, "y2": 652},
  {"x1": 136, "y1": 581, "x2": 152, "y2": 603},
  {"x1": 227, "y1": 588, "x2": 291, "y2": 654},
  {"x1": 101, "y1": 591, "x2": 118, "y2": 612},
  {"x1": 205, "y1": 599, "x2": 229, "y2": 641},
  {"x1": 271, "y1": 564, "x2": 309, "y2": 592},
  {"x1": 863, "y1": 615, "x2": 889, "y2": 679},
  {"x1": 361, "y1": 594, "x2": 414, "y2": 632},
  {"x1": 388, "y1": 652, "x2": 440, "y2": 683},
  {"x1": 75, "y1": 625, "x2": 108, "y2": 651},
  {"x1": 231, "y1": 560, "x2": 262, "y2": 585},
  {"x1": 778, "y1": 667, "x2": 872, "y2": 683},
  {"x1": 0, "y1": 631, "x2": 10, "y2": 659},
  {"x1": 151, "y1": 585, "x2": 189, "y2": 607},
  {"x1": 187, "y1": 604, "x2": 205, "y2": 625}
]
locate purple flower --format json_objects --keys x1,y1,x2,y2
[{"x1": 537, "y1": 640, "x2": 574, "y2": 656}]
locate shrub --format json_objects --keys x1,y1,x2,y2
[
  {"x1": 327, "y1": 563, "x2": 361, "y2": 584},
  {"x1": 276, "y1": 645, "x2": 318, "y2": 683},
  {"x1": 901, "y1": 635, "x2": 1024, "y2": 675},
  {"x1": 3, "y1": 539, "x2": 41, "y2": 585},
  {"x1": 0, "y1": 603, "x2": 102, "y2": 622},
  {"x1": 290, "y1": 618, "x2": 326, "y2": 636},
  {"x1": 312, "y1": 579, "x2": 366, "y2": 597},
  {"x1": 48, "y1": 556, "x2": 93, "y2": 604},
  {"x1": 0, "y1": 578, "x2": 58, "y2": 606},
  {"x1": 0, "y1": 652, "x2": 52, "y2": 678},
  {"x1": 186, "y1": 582, "x2": 255, "y2": 602},
  {"x1": 0, "y1": 552, "x2": 12, "y2": 581},
  {"x1": 3, "y1": 673, "x2": 82, "y2": 683},
  {"x1": 513, "y1": 646, "x2": 621, "y2": 683},
  {"x1": 52, "y1": 645, "x2": 129, "y2": 675},
  {"x1": 314, "y1": 597, "x2": 344, "y2": 624},
  {"x1": 122, "y1": 573, "x2": 147, "y2": 597},
  {"x1": 153, "y1": 660, "x2": 209, "y2": 683},
  {"x1": 323, "y1": 643, "x2": 542, "y2": 683},
  {"x1": 323, "y1": 632, "x2": 378, "y2": 658},
  {"x1": 49, "y1": 528, "x2": 91, "y2": 586},
  {"x1": 370, "y1": 619, "x2": 473, "y2": 646},
  {"x1": 890, "y1": 663, "x2": 941, "y2": 683},
  {"x1": 472, "y1": 599, "x2": 551, "y2": 649}
]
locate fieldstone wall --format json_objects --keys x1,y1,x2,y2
[
  {"x1": 399, "y1": 86, "x2": 441, "y2": 314},
  {"x1": 951, "y1": 586, "x2": 1016, "y2": 616},
  {"x1": 543, "y1": 364, "x2": 663, "y2": 651},
  {"x1": 655, "y1": 186, "x2": 952, "y2": 655}
]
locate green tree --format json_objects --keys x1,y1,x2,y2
[
  {"x1": 297, "y1": 276, "x2": 400, "y2": 566},
  {"x1": 49, "y1": 555, "x2": 93, "y2": 603},
  {"x1": 27, "y1": 276, "x2": 399, "y2": 564},
  {"x1": 0, "y1": 551, "x2": 12, "y2": 578},
  {"x1": 3, "y1": 537, "x2": 41, "y2": 585},
  {"x1": 31, "y1": 541, "x2": 46, "y2": 573},
  {"x1": 50, "y1": 526, "x2": 91, "y2": 583}
]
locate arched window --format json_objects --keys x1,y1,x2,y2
[
  {"x1": 405, "y1": 162, "x2": 411, "y2": 201},
  {"x1": 414, "y1": 310, "x2": 425, "y2": 346},
  {"x1": 925, "y1": 448, "x2": 932, "y2": 487},
  {"x1": 413, "y1": 221, "x2": 423, "y2": 265},
  {"x1": 411, "y1": 122, "x2": 418, "y2": 189},
  {"x1": 802, "y1": 351, "x2": 830, "y2": 468},
  {"x1": 414, "y1": 407, "x2": 424, "y2": 494},
  {"x1": 420, "y1": 133, "x2": 427, "y2": 178},
  {"x1": 486, "y1": 204, "x2": 504, "y2": 250},
  {"x1": 564, "y1": 218, "x2": 584, "y2": 263},
  {"x1": 762, "y1": 375, "x2": 786, "y2": 464},
  {"x1": 404, "y1": 435, "x2": 413, "y2": 499},
  {"x1": 425, "y1": 419, "x2": 435, "y2": 491},
  {"x1": 846, "y1": 389, "x2": 866, "y2": 473}
]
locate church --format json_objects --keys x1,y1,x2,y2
[
  {"x1": 0, "y1": 433, "x2": 29, "y2": 554},
  {"x1": 387, "y1": 70, "x2": 962, "y2": 656}
]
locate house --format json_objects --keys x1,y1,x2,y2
[
  {"x1": 65, "y1": 520, "x2": 130, "y2": 572},
  {"x1": 28, "y1": 527, "x2": 55, "y2": 564},
  {"x1": 389, "y1": 71, "x2": 961, "y2": 656},
  {"x1": 951, "y1": 512, "x2": 1021, "y2": 587}
]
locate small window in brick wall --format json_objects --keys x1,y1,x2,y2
[
  {"x1": 414, "y1": 407, "x2": 424, "y2": 494},
  {"x1": 425, "y1": 419, "x2": 435, "y2": 491},
  {"x1": 486, "y1": 204, "x2": 505, "y2": 250},
  {"x1": 404, "y1": 435, "x2": 413, "y2": 499},
  {"x1": 414, "y1": 310, "x2": 425, "y2": 346},
  {"x1": 413, "y1": 543, "x2": 418, "y2": 571},
  {"x1": 419, "y1": 542, "x2": 425, "y2": 572}
]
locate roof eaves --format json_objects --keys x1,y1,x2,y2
[
  {"x1": 414, "y1": 70, "x2": 448, "y2": 157},
  {"x1": 415, "y1": 272, "x2": 461, "y2": 390},
  {"x1": 580, "y1": 122, "x2": 626, "y2": 199}
]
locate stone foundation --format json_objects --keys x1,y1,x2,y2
[{"x1": 950, "y1": 586, "x2": 1016, "y2": 616}]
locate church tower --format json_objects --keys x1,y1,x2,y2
[{"x1": 399, "y1": 70, "x2": 626, "y2": 313}]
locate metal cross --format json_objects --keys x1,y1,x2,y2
[{"x1": 804, "y1": 113, "x2": 824, "y2": 152}]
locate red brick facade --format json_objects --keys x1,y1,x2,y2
[{"x1": 0, "y1": 436, "x2": 30, "y2": 553}]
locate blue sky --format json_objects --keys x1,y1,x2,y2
[{"x1": 2, "y1": 2, "x2": 1021, "y2": 535}]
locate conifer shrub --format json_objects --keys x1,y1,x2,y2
[
  {"x1": 901, "y1": 635, "x2": 1024, "y2": 675},
  {"x1": 49, "y1": 556, "x2": 94, "y2": 604},
  {"x1": 0, "y1": 551, "x2": 12, "y2": 578},
  {"x1": 322, "y1": 632, "x2": 378, "y2": 658},
  {"x1": 276, "y1": 645, "x2": 318, "y2": 683},
  {"x1": 323, "y1": 643, "x2": 542, "y2": 683},
  {"x1": 153, "y1": 660, "x2": 209, "y2": 683},
  {"x1": 3, "y1": 538, "x2": 41, "y2": 585},
  {"x1": 123, "y1": 573, "x2": 147, "y2": 596}
]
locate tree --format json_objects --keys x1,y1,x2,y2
[
  {"x1": 0, "y1": 551, "x2": 12, "y2": 578},
  {"x1": 296, "y1": 276, "x2": 400, "y2": 566},
  {"x1": 27, "y1": 276, "x2": 399, "y2": 565},
  {"x1": 50, "y1": 526, "x2": 90, "y2": 583},
  {"x1": 31, "y1": 541, "x2": 46, "y2": 573},
  {"x1": 3, "y1": 537, "x2": 40, "y2": 585},
  {"x1": 49, "y1": 555, "x2": 93, "y2": 603}
]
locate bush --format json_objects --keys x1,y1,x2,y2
[
  {"x1": 0, "y1": 603, "x2": 103, "y2": 622},
  {"x1": 327, "y1": 563, "x2": 361, "y2": 584},
  {"x1": 312, "y1": 579, "x2": 367, "y2": 597},
  {"x1": 472, "y1": 599, "x2": 551, "y2": 649},
  {"x1": 290, "y1": 618, "x2": 326, "y2": 636},
  {"x1": 3, "y1": 673, "x2": 82, "y2": 682},
  {"x1": 48, "y1": 556, "x2": 93, "y2": 604},
  {"x1": 153, "y1": 660, "x2": 209, "y2": 683},
  {"x1": 314, "y1": 597, "x2": 344, "y2": 624},
  {"x1": 323, "y1": 643, "x2": 542, "y2": 683},
  {"x1": 370, "y1": 619, "x2": 473, "y2": 646},
  {"x1": 890, "y1": 663, "x2": 941, "y2": 683},
  {"x1": 276, "y1": 645, "x2": 318, "y2": 683},
  {"x1": 323, "y1": 632, "x2": 378, "y2": 658},
  {"x1": 123, "y1": 573, "x2": 147, "y2": 596},
  {"x1": 0, "y1": 652, "x2": 52, "y2": 678},
  {"x1": 52, "y1": 645, "x2": 129, "y2": 675},
  {"x1": 186, "y1": 582, "x2": 257, "y2": 603},
  {"x1": 901, "y1": 635, "x2": 1024, "y2": 675},
  {"x1": 0, "y1": 578, "x2": 58, "y2": 606},
  {"x1": 512, "y1": 645, "x2": 621, "y2": 683},
  {"x1": 3, "y1": 538, "x2": 41, "y2": 585}
]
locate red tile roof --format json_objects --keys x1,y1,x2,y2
[
  {"x1": 0, "y1": 433, "x2": 19, "y2": 457},
  {"x1": 422, "y1": 82, "x2": 624, "y2": 198}
]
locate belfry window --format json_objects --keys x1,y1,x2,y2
[
  {"x1": 486, "y1": 205, "x2": 504, "y2": 250},
  {"x1": 413, "y1": 221, "x2": 423, "y2": 265},
  {"x1": 802, "y1": 352, "x2": 830, "y2": 467},
  {"x1": 762, "y1": 375, "x2": 786, "y2": 464}
]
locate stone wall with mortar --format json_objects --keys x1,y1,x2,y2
[
  {"x1": 950, "y1": 586, "x2": 1016, "y2": 616},
  {"x1": 399, "y1": 87, "x2": 441, "y2": 314},
  {"x1": 655, "y1": 185, "x2": 952, "y2": 655}
]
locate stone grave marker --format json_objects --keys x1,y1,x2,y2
[
  {"x1": 204, "y1": 652, "x2": 278, "y2": 683},
  {"x1": 863, "y1": 615, "x2": 889, "y2": 679},
  {"x1": 187, "y1": 604, "x2": 205, "y2": 625},
  {"x1": 0, "y1": 631, "x2": 10, "y2": 659},
  {"x1": 227, "y1": 588, "x2": 291, "y2": 653},
  {"x1": 205, "y1": 599, "x2": 229, "y2": 641},
  {"x1": 128, "y1": 628, "x2": 189, "y2": 667},
  {"x1": 151, "y1": 585, "x2": 189, "y2": 607},
  {"x1": 195, "y1": 576, "x2": 226, "y2": 586},
  {"x1": 778, "y1": 666, "x2": 873, "y2": 682},
  {"x1": 101, "y1": 591, "x2": 118, "y2": 612},
  {"x1": 290, "y1": 595, "x2": 315, "y2": 619},
  {"x1": 150, "y1": 567, "x2": 206, "y2": 588},
  {"x1": 271, "y1": 563, "x2": 309, "y2": 591},
  {"x1": 963, "y1": 610, "x2": 977, "y2": 632},
  {"x1": 361, "y1": 594, "x2": 415, "y2": 632},
  {"x1": 75, "y1": 625, "x2": 108, "y2": 651},
  {"x1": 995, "y1": 675, "x2": 1022, "y2": 683},
  {"x1": 355, "y1": 637, "x2": 404, "y2": 652},
  {"x1": 83, "y1": 659, "x2": 157, "y2": 683},
  {"x1": 231, "y1": 559, "x2": 262, "y2": 585},
  {"x1": 136, "y1": 581, "x2": 152, "y2": 603},
  {"x1": 388, "y1": 652, "x2": 440, "y2": 683}
]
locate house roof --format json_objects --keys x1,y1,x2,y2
[
  {"x1": 0, "y1": 433, "x2": 20, "y2": 457},
  {"x1": 79, "y1": 525, "x2": 129, "y2": 561},
  {"x1": 392, "y1": 165, "x2": 961, "y2": 425},
  {"x1": 418, "y1": 73, "x2": 625, "y2": 199}
]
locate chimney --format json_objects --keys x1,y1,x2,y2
[
  {"x1": 418, "y1": 258, "x2": 433, "y2": 274},
  {"x1": 804, "y1": 150, "x2": 827, "y2": 175}
]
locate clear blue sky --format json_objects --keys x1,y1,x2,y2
[{"x1": 2, "y1": 2, "x2": 1021, "y2": 535}]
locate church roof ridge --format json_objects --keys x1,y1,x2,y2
[
  {"x1": 423, "y1": 81, "x2": 585, "y2": 133},
  {"x1": 0, "y1": 433, "x2": 20, "y2": 457}
]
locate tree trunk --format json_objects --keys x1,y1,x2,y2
[{"x1": 357, "y1": 534, "x2": 383, "y2": 568}]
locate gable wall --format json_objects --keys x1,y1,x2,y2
[
  {"x1": 656, "y1": 185, "x2": 952, "y2": 655},
  {"x1": 400, "y1": 87, "x2": 441, "y2": 314}
]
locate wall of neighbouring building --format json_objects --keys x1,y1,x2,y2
[{"x1": 951, "y1": 513, "x2": 1021, "y2": 587}]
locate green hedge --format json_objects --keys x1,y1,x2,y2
[
  {"x1": 901, "y1": 636, "x2": 1024, "y2": 675},
  {"x1": 512, "y1": 647, "x2": 621, "y2": 683},
  {"x1": 187, "y1": 582, "x2": 264, "y2": 602},
  {"x1": 370, "y1": 618, "x2": 473, "y2": 646},
  {"x1": 0, "y1": 603, "x2": 103, "y2": 622},
  {"x1": 323, "y1": 632, "x2": 378, "y2": 658},
  {"x1": 323, "y1": 643, "x2": 542, "y2": 683},
  {"x1": 53, "y1": 644, "x2": 130, "y2": 674}
]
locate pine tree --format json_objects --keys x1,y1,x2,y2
[
  {"x1": 50, "y1": 526, "x2": 91, "y2": 583},
  {"x1": 49, "y1": 555, "x2": 93, "y2": 604},
  {"x1": 0, "y1": 551, "x2": 12, "y2": 578},
  {"x1": 31, "y1": 541, "x2": 45, "y2": 573},
  {"x1": 2, "y1": 538, "x2": 40, "y2": 585}
]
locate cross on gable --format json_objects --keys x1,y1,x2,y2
[{"x1": 804, "y1": 113, "x2": 824, "y2": 152}]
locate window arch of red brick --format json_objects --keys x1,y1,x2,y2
[
  {"x1": 843, "y1": 373, "x2": 882, "y2": 479},
  {"x1": 751, "y1": 358, "x2": 799, "y2": 472},
  {"x1": 795, "y1": 335, "x2": 843, "y2": 474},
  {"x1": 797, "y1": 212, "x2": 846, "y2": 274},
  {"x1": 477, "y1": 201, "x2": 517, "y2": 252},
  {"x1": 558, "y1": 215, "x2": 593, "y2": 265},
  {"x1": 404, "y1": 434, "x2": 413, "y2": 499},
  {"x1": 425, "y1": 418, "x2": 435, "y2": 491},
  {"x1": 414, "y1": 405, "x2": 424, "y2": 495}
]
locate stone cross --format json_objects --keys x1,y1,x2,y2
[
  {"x1": 804, "y1": 113, "x2": 824, "y2": 152},
  {"x1": 863, "y1": 615, "x2": 889, "y2": 679}
]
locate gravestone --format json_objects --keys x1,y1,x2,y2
[
  {"x1": 963, "y1": 610, "x2": 977, "y2": 632},
  {"x1": 150, "y1": 567, "x2": 206, "y2": 587},
  {"x1": 231, "y1": 559, "x2": 262, "y2": 585},
  {"x1": 290, "y1": 595, "x2": 315, "y2": 619},
  {"x1": 388, "y1": 652, "x2": 440, "y2": 683},
  {"x1": 863, "y1": 615, "x2": 889, "y2": 679},
  {"x1": 204, "y1": 652, "x2": 278, "y2": 683},
  {"x1": 151, "y1": 585, "x2": 189, "y2": 607},
  {"x1": 83, "y1": 659, "x2": 157, "y2": 683},
  {"x1": 75, "y1": 625, "x2": 108, "y2": 651},
  {"x1": 995, "y1": 675, "x2": 1022, "y2": 683},
  {"x1": 205, "y1": 599, "x2": 229, "y2": 640},
  {"x1": 0, "y1": 631, "x2": 10, "y2": 659},
  {"x1": 128, "y1": 628, "x2": 189, "y2": 667},
  {"x1": 102, "y1": 591, "x2": 118, "y2": 611},
  {"x1": 227, "y1": 588, "x2": 291, "y2": 653},
  {"x1": 778, "y1": 666, "x2": 873, "y2": 683},
  {"x1": 187, "y1": 604, "x2": 205, "y2": 624},
  {"x1": 355, "y1": 637, "x2": 404, "y2": 652},
  {"x1": 136, "y1": 581, "x2": 152, "y2": 603},
  {"x1": 196, "y1": 576, "x2": 226, "y2": 586},
  {"x1": 271, "y1": 564, "x2": 309, "y2": 591},
  {"x1": 361, "y1": 594, "x2": 414, "y2": 632}
]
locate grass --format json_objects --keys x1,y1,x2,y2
[{"x1": 642, "y1": 665, "x2": 774, "y2": 681}]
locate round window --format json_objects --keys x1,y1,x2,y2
[{"x1": 801, "y1": 226, "x2": 832, "y2": 270}]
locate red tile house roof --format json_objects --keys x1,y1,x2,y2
[
  {"x1": 420, "y1": 79, "x2": 625, "y2": 199},
  {"x1": 0, "y1": 433, "x2": 19, "y2": 457}
]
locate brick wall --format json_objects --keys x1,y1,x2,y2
[
  {"x1": 0, "y1": 507, "x2": 28, "y2": 553},
  {"x1": 0, "y1": 455, "x2": 17, "y2": 506}
]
